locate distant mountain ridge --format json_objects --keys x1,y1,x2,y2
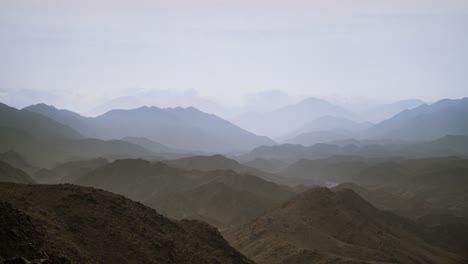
[
  {"x1": 367, "y1": 98, "x2": 468, "y2": 141},
  {"x1": 243, "y1": 135, "x2": 468, "y2": 162},
  {"x1": 0, "y1": 102, "x2": 152, "y2": 166},
  {"x1": 25, "y1": 104, "x2": 274, "y2": 153},
  {"x1": 74, "y1": 158, "x2": 294, "y2": 228},
  {"x1": 231, "y1": 97, "x2": 353, "y2": 138},
  {"x1": 1, "y1": 102, "x2": 82, "y2": 141},
  {"x1": 362, "y1": 99, "x2": 425, "y2": 122}
]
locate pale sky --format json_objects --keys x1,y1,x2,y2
[{"x1": 1, "y1": 0, "x2": 467, "y2": 114}]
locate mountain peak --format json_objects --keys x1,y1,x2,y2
[{"x1": 24, "y1": 103, "x2": 58, "y2": 111}]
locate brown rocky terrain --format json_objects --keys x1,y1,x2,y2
[
  {"x1": 224, "y1": 187, "x2": 465, "y2": 264},
  {"x1": 0, "y1": 182, "x2": 253, "y2": 264}
]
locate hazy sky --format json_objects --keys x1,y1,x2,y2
[{"x1": 1, "y1": 0, "x2": 467, "y2": 114}]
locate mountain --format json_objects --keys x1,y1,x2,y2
[
  {"x1": 23, "y1": 103, "x2": 93, "y2": 136},
  {"x1": 283, "y1": 130, "x2": 351, "y2": 146},
  {"x1": 0, "y1": 161, "x2": 34, "y2": 184},
  {"x1": 231, "y1": 97, "x2": 353, "y2": 138},
  {"x1": 224, "y1": 187, "x2": 464, "y2": 264},
  {"x1": 165, "y1": 154, "x2": 289, "y2": 184},
  {"x1": 0, "y1": 182, "x2": 253, "y2": 264},
  {"x1": 282, "y1": 115, "x2": 372, "y2": 140},
  {"x1": 282, "y1": 156, "x2": 468, "y2": 217},
  {"x1": 242, "y1": 158, "x2": 290, "y2": 173},
  {"x1": 243, "y1": 143, "x2": 365, "y2": 162},
  {"x1": 121, "y1": 136, "x2": 174, "y2": 153},
  {"x1": 362, "y1": 99, "x2": 425, "y2": 122},
  {"x1": 25, "y1": 104, "x2": 274, "y2": 153},
  {"x1": 166, "y1": 154, "x2": 242, "y2": 171},
  {"x1": 34, "y1": 157, "x2": 110, "y2": 184},
  {"x1": 0, "y1": 151, "x2": 37, "y2": 174},
  {"x1": 75, "y1": 159, "x2": 195, "y2": 201},
  {"x1": 75, "y1": 159, "x2": 294, "y2": 228},
  {"x1": 367, "y1": 98, "x2": 468, "y2": 141},
  {"x1": 147, "y1": 170, "x2": 294, "y2": 228},
  {"x1": 0, "y1": 102, "x2": 153, "y2": 166},
  {"x1": 0, "y1": 102, "x2": 81, "y2": 146},
  {"x1": 331, "y1": 182, "x2": 432, "y2": 219},
  {"x1": 281, "y1": 116, "x2": 374, "y2": 146},
  {"x1": 281, "y1": 155, "x2": 370, "y2": 185},
  {"x1": 243, "y1": 135, "x2": 468, "y2": 163}
]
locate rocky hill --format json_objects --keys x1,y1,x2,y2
[
  {"x1": 74, "y1": 159, "x2": 294, "y2": 228},
  {"x1": 0, "y1": 161, "x2": 34, "y2": 184},
  {"x1": 0, "y1": 182, "x2": 253, "y2": 264},
  {"x1": 224, "y1": 187, "x2": 464, "y2": 264}
]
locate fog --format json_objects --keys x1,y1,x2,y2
[{"x1": 1, "y1": 0, "x2": 467, "y2": 115}]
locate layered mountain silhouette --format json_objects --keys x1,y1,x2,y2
[
  {"x1": 0, "y1": 103, "x2": 153, "y2": 166},
  {"x1": 74, "y1": 158, "x2": 294, "y2": 228},
  {"x1": 164, "y1": 154, "x2": 288, "y2": 184},
  {"x1": 0, "y1": 151, "x2": 37, "y2": 174},
  {"x1": 242, "y1": 158, "x2": 289, "y2": 173},
  {"x1": 0, "y1": 182, "x2": 253, "y2": 264},
  {"x1": 283, "y1": 130, "x2": 352, "y2": 146},
  {"x1": 147, "y1": 170, "x2": 294, "y2": 228},
  {"x1": 231, "y1": 97, "x2": 353, "y2": 138},
  {"x1": 281, "y1": 115, "x2": 372, "y2": 142},
  {"x1": 282, "y1": 156, "x2": 468, "y2": 218},
  {"x1": 25, "y1": 104, "x2": 274, "y2": 153},
  {"x1": 362, "y1": 99, "x2": 425, "y2": 122},
  {"x1": 33, "y1": 158, "x2": 110, "y2": 184},
  {"x1": 243, "y1": 135, "x2": 468, "y2": 162},
  {"x1": 121, "y1": 136, "x2": 174, "y2": 153},
  {"x1": 0, "y1": 103, "x2": 81, "y2": 141},
  {"x1": 367, "y1": 98, "x2": 468, "y2": 140},
  {"x1": 224, "y1": 187, "x2": 464, "y2": 264}
]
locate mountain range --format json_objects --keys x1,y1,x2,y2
[
  {"x1": 24, "y1": 103, "x2": 274, "y2": 153},
  {"x1": 366, "y1": 98, "x2": 468, "y2": 141},
  {"x1": 73, "y1": 158, "x2": 294, "y2": 228},
  {"x1": 231, "y1": 97, "x2": 353, "y2": 139},
  {"x1": 361, "y1": 99, "x2": 425, "y2": 122},
  {"x1": 243, "y1": 135, "x2": 468, "y2": 163}
]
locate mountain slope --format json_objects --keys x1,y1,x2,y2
[
  {"x1": 121, "y1": 136, "x2": 174, "y2": 153},
  {"x1": 242, "y1": 158, "x2": 290, "y2": 173},
  {"x1": 243, "y1": 135, "x2": 468, "y2": 163},
  {"x1": 0, "y1": 102, "x2": 154, "y2": 166},
  {"x1": 75, "y1": 159, "x2": 294, "y2": 228},
  {"x1": 231, "y1": 97, "x2": 353, "y2": 138},
  {"x1": 0, "y1": 102, "x2": 81, "y2": 142},
  {"x1": 147, "y1": 170, "x2": 294, "y2": 228},
  {"x1": 225, "y1": 187, "x2": 463, "y2": 264},
  {"x1": 0, "y1": 161, "x2": 34, "y2": 183},
  {"x1": 0, "y1": 151, "x2": 38, "y2": 174},
  {"x1": 0, "y1": 182, "x2": 253, "y2": 264},
  {"x1": 362, "y1": 99, "x2": 425, "y2": 122},
  {"x1": 35, "y1": 157, "x2": 110, "y2": 184},
  {"x1": 25, "y1": 104, "x2": 274, "y2": 152},
  {"x1": 283, "y1": 130, "x2": 351, "y2": 146},
  {"x1": 282, "y1": 115, "x2": 372, "y2": 140},
  {"x1": 165, "y1": 154, "x2": 289, "y2": 184},
  {"x1": 367, "y1": 98, "x2": 468, "y2": 141}
]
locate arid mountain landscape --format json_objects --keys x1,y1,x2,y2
[
  {"x1": 1, "y1": 1, "x2": 468, "y2": 263},
  {"x1": 1, "y1": 96, "x2": 467, "y2": 263}
]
